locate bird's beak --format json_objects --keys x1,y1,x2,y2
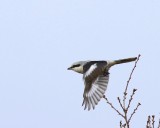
[{"x1": 67, "y1": 67, "x2": 72, "y2": 70}]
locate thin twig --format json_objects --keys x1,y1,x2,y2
[
  {"x1": 120, "y1": 121, "x2": 123, "y2": 128},
  {"x1": 149, "y1": 116, "x2": 151, "y2": 128},
  {"x1": 122, "y1": 124, "x2": 126, "y2": 128},
  {"x1": 105, "y1": 54, "x2": 141, "y2": 128},
  {"x1": 146, "y1": 116, "x2": 149, "y2": 128},
  {"x1": 158, "y1": 117, "x2": 160, "y2": 128},
  {"x1": 123, "y1": 54, "x2": 141, "y2": 108},
  {"x1": 147, "y1": 115, "x2": 152, "y2": 128},
  {"x1": 126, "y1": 89, "x2": 137, "y2": 111},
  {"x1": 128, "y1": 102, "x2": 141, "y2": 124},
  {"x1": 124, "y1": 112, "x2": 129, "y2": 128},
  {"x1": 152, "y1": 115, "x2": 155, "y2": 128},
  {"x1": 117, "y1": 97, "x2": 124, "y2": 111},
  {"x1": 103, "y1": 95, "x2": 124, "y2": 118}
]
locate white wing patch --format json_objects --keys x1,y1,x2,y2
[
  {"x1": 82, "y1": 74, "x2": 109, "y2": 110},
  {"x1": 85, "y1": 64, "x2": 97, "y2": 77}
]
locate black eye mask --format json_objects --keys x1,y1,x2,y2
[{"x1": 71, "y1": 64, "x2": 81, "y2": 68}]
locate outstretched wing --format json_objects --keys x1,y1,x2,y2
[{"x1": 82, "y1": 62, "x2": 109, "y2": 110}]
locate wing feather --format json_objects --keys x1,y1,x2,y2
[{"x1": 82, "y1": 61, "x2": 109, "y2": 110}]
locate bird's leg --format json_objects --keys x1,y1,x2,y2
[{"x1": 103, "y1": 70, "x2": 109, "y2": 76}]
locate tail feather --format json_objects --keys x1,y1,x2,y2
[{"x1": 114, "y1": 57, "x2": 137, "y2": 64}]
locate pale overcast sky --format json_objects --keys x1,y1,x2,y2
[{"x1": 0, "y1": 0, "x2": 160, "y2": 128}]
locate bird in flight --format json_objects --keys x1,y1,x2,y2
[{"x1": 68, "y1": 57, "x2": 137, "y2": 111}]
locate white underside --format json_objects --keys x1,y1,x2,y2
[{"x1": 72, "y1": 66, "x2": 83, "y2": 73}]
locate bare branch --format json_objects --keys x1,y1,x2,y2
[
  {"x1": 120, "y1": 121, "x2": 123, "y2": 128},
  {"x1": 158, "y1": 117, "x2": 160, "y2": 128},
  {"x1": 128, "y1": 103, "x2": 141, "y2": 124},
  {"x1": 152, "y1": 115, "x2": 155, "y2": 128},
  {"x1": 146, "y1": 116, "x2": 150, "y2": 128},
  {"x1": 117, "y1": 97, "x2": 124, "y2": 111},
  {"x1": 105, "y1": 54, "x2": 141, "y2": 128},
  {"x1": 123, "y1": 54, "x2": 141, "y2": 108},
  {"x1": 103, "y1": 95, "x2": 124, "y2": 118},
  {"x1": 126, "y1": 89, "x2": 137, "y2": 111}
]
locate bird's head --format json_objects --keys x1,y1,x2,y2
[{"x1": 68, "y1": 61, "x2": 87, "y2": 74}]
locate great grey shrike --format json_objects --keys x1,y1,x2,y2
[{"x1": 68, "y1": 57, "x2": 137, "y2": 111}]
